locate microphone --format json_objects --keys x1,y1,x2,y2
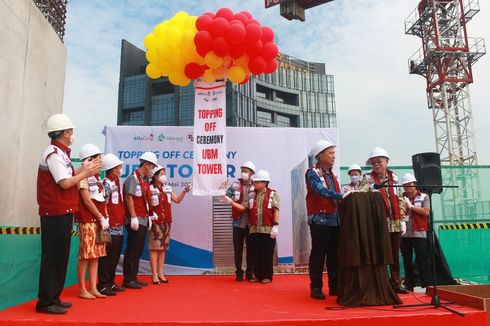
[{"x1": 373, "y1": 179, "x2": 392, "y2": 189}]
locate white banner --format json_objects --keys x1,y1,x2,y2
[{"x1": 192, "y1": 81, "x2": 227, "y2": 196}]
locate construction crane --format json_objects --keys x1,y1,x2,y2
[
  {"x1": 265, "y1": 0, "x2": 334, "y2": 21},
  {"x1": 405, "y1": 0, "x2": 486, "y2": 219}
]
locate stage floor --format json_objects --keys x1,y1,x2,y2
[{"x1": 0, "y1": 274, "x2": 487, "y2": 326}]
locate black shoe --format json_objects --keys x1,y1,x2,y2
[
  {"x1": 123, "y1": 280, "x2": 143, "y2": 289},
  {"x1": 395, "y1": 286, "x2": 410, "y2": 294},
  {"x1": 111, "y1": 284, "x2": 125, "y2": 292},
  {"x1": 235, "y1": 274, "x2": 244, "y2": 282},
  {"x1": 55, "y1": 301, "x2": 73, "y2": 308},
  {"x1": 329, "y1": 290, "x2": 338, "y2": 296},
  {"x1": 36, "y1": 305, "x2": 68, "y2": 314},
  {"x1": 99, "y1": 287, "x2": 117, "y2": 296},
  {"x1": 245, "y1": 274, "x2": 254, "y2": 281},
  {"x1": 311, "y1": 289, "x2": 326, "y2": 300},
  {"x1": 135, "y1": 279, "x2": 148, "y2": 286}
]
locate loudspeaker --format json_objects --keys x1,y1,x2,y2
[{"x1": 412, "y1": 152, "x2": 443, "y2": 194}]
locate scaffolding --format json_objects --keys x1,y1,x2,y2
[
  {"x1": 405, "y1": 0, "x2": 486, "y2": 216},
  {"x1": 33, "y1": 0, "x2": 67, "y2": 42}
]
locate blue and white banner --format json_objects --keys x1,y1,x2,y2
[{"x1": 104, "y1": 126, "x2": 340, "y2": 273}]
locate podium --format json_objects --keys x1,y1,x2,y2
[{"x1": 336, "y1": 192, "x2": 402, "y2": 306}]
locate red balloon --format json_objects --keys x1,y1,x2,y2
[
  {"x1": 229, "y1": 19, "x2": 244, "y2": 26},
  {"x1": 245, "y1": 19, "x2": 261, "y2": 26},
  {"x1": 196, "y1": 15, "x2": 213, "y2": 31},
  {"x1": 240, "y1": 11, "x2": 253, "y2": 19},
  {"x1": 203, "y1": 12, "x2": 216, "y2": 18},
  {"x1": 239, "y1": 75, "x2": 250, "y2": 84},
  {"x1": 210, "y1": 17, "x2": 230, "y2": 37},
  {"x1": 230, "y1": 44, "x2": 246, "y2": 58},
  {"x1": 262, "y1": 26, "x2": 274, "y2": 43},
  {"x1": 195, "y1": 31, "x2": 213, "y2": 55},
  {"x1": 249, "y1": 56, "x2": 266, "y2": 74},
  {"x1": 216, "y1": 8, "x2": 234, "y2": 21},
  {"x1": 263, "y1": 58, "x2": 278, "y2": 74},
  {"x1": 247, "y1": 40, "x2": 263, "y2": 58},
  {"x1": 245, "y1": 24, "x2": 263, "y2": 44},
  {"x1": 227, "y1": 23, "x2": 246, "y2": 45},
  {"x1": 185, "y1": 63, "x2": 205, "y2": 79},
  {"x1": 262, "y1": 42, "x2": 279, "y2": 60},
  {"x1": 234, "y1": 13, "x2": 248, "y2": 25},
  {"x1": 212, "y1": 37, "x2": 231, "y2": 57}
]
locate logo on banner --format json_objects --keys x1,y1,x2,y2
[
  {"x1": 157, "y1": 133, "x2": 184, "y2": 142},
  {"x1": 134, "y1": 134, "x2": 154, "y2": 141},
  {"x1": 186, "y1": 133, "x2": 194, "y2": 143}
]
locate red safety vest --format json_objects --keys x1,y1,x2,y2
[
  {"x1": 305, "y1": 164, "x2": 341, "y2": 215},
  {"x1": 76, "y1": 175, "x2": 107, "y2": 224},
  {"x1": 231, "y1": 179, "x2": 251, "y2": 220},
  {"x1": 368, "y1": 170, "x2": 402, "y2": 220},
  {"x1": 250, "y1": 188, "x2": 276, "y2": 227},
  {"x1": 125, "y1": 170, "x2": 149, "y2": 218},
  {"x1": 104, "y1": 175, "x2": 125, "y2": 227},
  {"x1": 403, "y1": 191, "x2": 429, "y2": 232},
  {"x1": 37, "y1": 141, "x2": 79, "y2": 216}
]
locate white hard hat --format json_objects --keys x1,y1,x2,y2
[
  {"x1": 252, "y1": 170, "x2": 271, "y2": 182},
  {"x1": 366, "y1": 147, "x2": 390, "y2": 165},
  {"x1": 311, "y1": 140, "x2": 336, "y2": 158},
  {"x1": 402, "y1": 173, "x2": 417, "y2": 185},
  {"x1": 46, "y1": 113, "x2": 75, "y2": 133},
  {"x1": 152, "y1": 165, "x2": 165, "y2": 176},
  {"x1": 139, "y1": 151, "x2": 158, "y2": 165},
  {"x1": 102, "y1": 153, "x2": 124, "y2": 171},
  {"x1": 347, "y1": 163, "x2": 362, "y2": 174},
  {"x1": 79, "y1": 143, "x2": 103, "y2": 161},
  {"x1": 240, "y1": 161, "x2": 256, "y2": 173}
]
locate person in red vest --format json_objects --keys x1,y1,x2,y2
[
  {"x1": 97, "y1": 154, "x2": 126, "y2": 296},
  {"x1": 223, "y1": 161, "x2": 256, "y2": 282},
  {"x1": 148, "y1": 166, "x2": 191, "y2": 284},
  {"x1": 248, "y1": 170, "x2": 279, "y2": 284},
  {"x1": 122, "y1": 151, "x2": 158, "y2": 289},
  {"x1": 400, "y1": 173, "x2": 432, "y2": 291},
  {"x1": 359, "y1": 147, "x2": 409, "y2": 294},
  {"x1": 306, "y1": 140, "x2": 349, "y2": 300},
  {"x1": 36, "y1": 114, "x2": 100, "y2": 314},
  {"x1": 75, "y1": 144, "x2": 108, "y2": 299}
]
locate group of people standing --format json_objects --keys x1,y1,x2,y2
[
  {"x1": 36, "y1": 114, "x2": 189, "y2": 314},
  {"x1": 229, "y1": 140, "x2": 432, "y2": 300}
]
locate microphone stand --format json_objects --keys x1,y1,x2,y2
[{"x1": 376, "y1": 183, "x2": 464, "y2": 317}]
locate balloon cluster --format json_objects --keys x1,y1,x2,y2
[{"x1": 144, "y1": 8, "x2": 279, "y2": 86}]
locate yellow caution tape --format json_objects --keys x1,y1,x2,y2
[
  {"x1": 0, "y1": 227, "x2": 79, "y2": 236},
  {"x1": 439, "y1": 222, "x2": 490, "y2": 230}
]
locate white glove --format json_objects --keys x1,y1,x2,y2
[
  {"x1": 342, "y1": 191, "x2": 352, "y2": 199},
  {"x1": 130, "y1": 217, "x2": 139, "y2": 231},
  {"x1": 401, "y1": 220, "x2": 407, "y2": 236},
  {"x1": 100, "y1": 217, "x2": 110, "y2": 230},
  {"x1": 270, "y1": 225, "x2": 279, "y2": 239},
  {"x1": 219, "y1": 195, "x2": 233, "y2": 204},
  {"x1": 404, "y1": 197, "x2": 414, "y2": 209},
  {"x1": 150, "y1": 212, "x2": 158, "y2": 221},
  {"x1": 148, "y1": 216, "x2": 152, "y2": 230}
]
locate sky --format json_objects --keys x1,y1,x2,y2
[{"x1": 63, "y1": 0, "x2": 490, "y2": 166}]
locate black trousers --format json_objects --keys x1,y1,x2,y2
[
  {"x1": 389, "y1": 232, "x2": 403, "y2": 289},
  {"x1": 308, "y1": 224, "x2": 339, "y2": 293},
  {"x1": 123, "y1": 225, "x2": 147, "y2": 283},
  {"x1": 400, "y1": 237, "x2": 432, "y2": 289},
  {"x1": 250, "y1": 233, "x2": 276, "y2": 281},
  {"x1": 37, "y1": 214, "x2": 73, "y2": 308},
  {"x1": 232, "y1": 226, "x2": 254, "y2": 278},
  {"x1": 98, "y1": 234, "x2": 123, "y2": 289}
]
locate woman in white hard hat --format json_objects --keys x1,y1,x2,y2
[
  {"x1": 248, "y1": 170, "x2": 279, "y2": 284},
  {"x1": 342, "y1": 164, "x2": 363, "y2": 193},
  {"x1": 306, "y1": 139, "x2": 348, "y2": 300},
  {"x1": 359, "y1": 147, "x2": 409, "y2": 294},
  {"x1": 148, "y1": 166, "x2": 191, "y2": 284},
  {"x1": 400, "y1": 173, "x2": 432, "y2": 292},
  {"x1": 122, "y1": 151, "x2": 158, "y2": 289},
  {"x1": 75, "y1": 144, "x2": 108, "y2": 299},
  {"x1": 36, "y1": 114, "x2": 101, "y2": 314},
  {"x1": 97, "y1": 154, "x2": 126, "y2": 296},
  {"x1": 224, "y1": 161, "x2": 256, "y2": 282}
]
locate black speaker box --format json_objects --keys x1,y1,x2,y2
[{"x1": 412, "y1": 152, "x2": 443, "y2": 194}]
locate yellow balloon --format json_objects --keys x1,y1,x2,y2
[
  {"x1": 146, "y1": 48, "x2": 158, "y2": 63},
  {"x1": 202, "y1": 69, "x2": 216, "y2": 82},
  {"x1": 172, "y1": 11, "x2": 189, "y2": 27},
  {"x1": 144, "y1": 33, "x2": 156, "y2": 49},
  {"x1": 170, "y1": 56, "x2": 186, "y2": 71},
  {"x1": 227, "y1": 66, "x2": 246, "y2": 84},
  {"x1": 169, "y1": 71, "x2": 190, "y2": 87},
  {"x1": 146, "y1": 63, "x2": 161, "y2": 79},
  {"x1": 212, "y1": 67, "x2": 225, "y2": 80},
  {"x1": 185, "y1": 16, "x2": 198, "y2": 30},
  {"x1": 166, "y1": 25, "x2": 183, "y2": 46},
  {"x1": 155, "y1": 57, "x2": 171, "y2": 76},
  {"x1": 205, "y1": 52, "x2": 223, "y2": 69},
  {"x1": 154, "y1": 22, "x2": 168, "y2": 39},
  {"x1": 156, "y1": 41, "x2": 173, "y2": 60}
]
